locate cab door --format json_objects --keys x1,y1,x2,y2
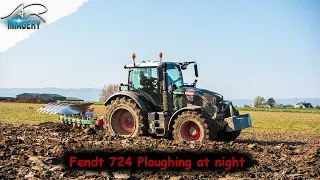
[{"x1": 129, "y1": 67, "x2": 162, "y2": 105}]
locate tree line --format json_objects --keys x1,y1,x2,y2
[{"x1": 252, "y1": 96, "x2": 320, "y2": 109}]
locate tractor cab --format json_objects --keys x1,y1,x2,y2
[{"x1": 123, "y1": 54, "x2": 199, "y2": 108}]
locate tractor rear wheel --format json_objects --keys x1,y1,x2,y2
[
  {"x1": 172, "y1": 111, "x2": 217, "y2": 143},
  {"x1": 104, "y1": 97, "x2": 148, "y2": 137}
]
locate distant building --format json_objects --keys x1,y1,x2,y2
[
  {"x1": 0, "y1": 97, "x2": 14, "y2": 100},
  {"x1": 17, "y1": 93, "x2": 66, "y2": 101},
  {"x1": 65, "y1": 97, "x2": 84, "y2": 102},
  {"x1": 255, "y1": 104, "x2": 268, "y2": 108},
  {"x1": 37, "y1": 94, "x2": 66, "y2": 101},
  {"x1": 16, "y1": 93, "x2": 85, "y2": 102},
  {"x1": 295, "y1": 102, "x2": 313, "y2": 109},
  {"x1": 265, "y1": 104, "x2": 272, "y2": 108},
  {"x1": 17, "y1": 93, "x2": 40, "y2": 98},
  {"x1": 273, "y1": 104, "x2": 285, "y2": 108}
]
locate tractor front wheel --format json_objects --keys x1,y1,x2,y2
[
  {"x1": 104, "y1": 97, "x2": 148, "y2": 137},
  {"x1": 172, "y1": 111, "x2": 217, "y2": 143}
]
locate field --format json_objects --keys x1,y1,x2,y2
[
  {"x1": 0, "y1": 102, "x2": 319, "y2": 179},
  {"x1": 1, "y1": 102, "x2": 319, "y2": 136}
]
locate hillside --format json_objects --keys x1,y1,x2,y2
[
  {"x1": 1, "y1": 88, "x2": 319, "y2": 106},
  {"x1": 0, "y1": 88, "x2": 101, "y2": 101}
]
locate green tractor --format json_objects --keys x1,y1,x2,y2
[
  {"x1": 103, "y1": 52, "x2": 252, "y2": 143},
  {"x1": 37, "y1": 52, "x2": 252, "y2": 143}
]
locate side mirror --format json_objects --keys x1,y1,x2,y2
[
  {"x1": 157, "y1": 67, "x2": 163, "y2": 81},
  {"x1": 194, "y1": 64, "x2": 198, "y2": 77},
  {"x1": 120, "y1": 85, "x2": 129, "y2": 91}
]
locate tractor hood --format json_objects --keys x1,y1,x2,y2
[{"x1": 173, "y1": 86, "x2": 224, "y2": 103}]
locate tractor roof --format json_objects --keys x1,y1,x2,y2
[{"x1": 124, "y1": 61, "x2": 179, "y2": 68}]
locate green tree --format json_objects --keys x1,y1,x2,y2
[
  {"x1": 266, "y1": 98, "x2": 276, "y2": 107},
  {"x1": 254, "y1": 96, "x2": 265, "y2": 107},
  {"x1": 314, "y1": 105, "x2": 320, "y2": 109}
]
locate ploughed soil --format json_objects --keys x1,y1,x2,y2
[
  {"x1": 0, "y1": 98, "x2": 55, "y2": 104},
  {"x1": 0, "y1": 122, "x2": 319, "y2": 180}
]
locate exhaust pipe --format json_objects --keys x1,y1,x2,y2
[{"x1": 162, "y1": 62, "x2": 170, "y2": 113}]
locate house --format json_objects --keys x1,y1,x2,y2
[
  {"x1": 65, "y1": 97, "x2": 84, "y2": 102},
  {"x1": 17, "y1": 93, "x2": 66, "y2": 101},
  {"x1": 0, "y1": 97, "x2": 14, "y2": 100},
  {"x1": 295, "y1": 102, "x2": 313, "y2": 109},
  {"x1": 273, "y1": 104, "x2": 285, "y2": 108},
  {"x1": 37, "y1": 94, "x2": 66, "y2": 101},
  {"x1": 16, "y1": 93, "x2": 84, "y2": 102},
  {"x1": 255, "y1": 104, "x2": 268, "y2": 108},
  {"x1": 17, "y1": 93, "x2": 40, "y2": 98}
]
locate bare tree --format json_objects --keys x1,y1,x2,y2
[{"x1": 99, "y1": 84, "x2": 120, "y2": 102}]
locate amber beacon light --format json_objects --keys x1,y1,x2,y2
[
  {"x1": 159, "y1": 52, "x2": 163, "y2": 63},
  {"x1": 132, "y1": 53, "x2": 136, "y2": 66}
]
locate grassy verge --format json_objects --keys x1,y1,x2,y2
[
  {"x1": 237, "y1": 107, "x2": 320, "y2": 113},
  {"x1": 1, "y1": 102, "x2": 319, "y2": 135}
]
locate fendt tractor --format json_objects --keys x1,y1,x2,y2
[{"x1": 37, "y1": 52, "x2": 252, "y2": 143}]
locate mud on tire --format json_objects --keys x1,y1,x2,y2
[
  {"x1": 104, "y1": 97, "x2": 148, "y2": 137},
  {"x1": 172, "y1": 110, "x2": 218, "y2": 143}
]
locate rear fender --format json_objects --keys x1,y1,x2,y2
[{"x1": 104, "y1": 91, "x2": 151, "y2": 114}]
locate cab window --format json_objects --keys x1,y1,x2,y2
[
  {"x1": 129, "y1": 68, "x2": 158, "y2": 89},
  {"x1": 129, "y1": 67, "x2": 161, "y2": 104},
  {"x1": 167, "y1": 64, "x2": 183, "y2": 88}
]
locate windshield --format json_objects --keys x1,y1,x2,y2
[
  {"x1": 167, "y1": 63, "x2": 184, "y2": 88},
  {"x1": 127, "y1": 63, "x2": 187, "y2": 90}
]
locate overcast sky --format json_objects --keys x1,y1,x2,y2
[{"x1": 0, "y1": 0, "x2": 319, "y2": 99}]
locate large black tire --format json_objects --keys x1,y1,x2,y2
[
  {"x1": 104, "y1": 97, "x2": 148, "y2": 137},
  {"x1": 216, "y1": 107, "x2": 241, "y2": 141},
  {"x1": 172, "y1": 111, "x2": 218, "y2": 143}
]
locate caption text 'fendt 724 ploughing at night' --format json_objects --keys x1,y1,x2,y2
[{"x1": 37, "y1": 52, "x2": 252, "y2": 143}]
